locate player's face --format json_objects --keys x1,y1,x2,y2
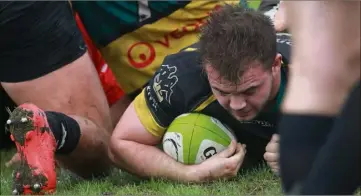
[{"x1": 206, "y1": 63, "x2": 276, "y2": 121}]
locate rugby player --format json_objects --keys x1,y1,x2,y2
[
  {"x1": 109, "y1": 5, "x2": 292, "y2": 182},
  {"x1": 72, "y1": 1, "x2": 281, "y2": 124},
  {"x1": 277, "y1": 1, "x2": 360, "y2": 194},
  {"x1": 1, "y1": 2, "x2": 114, "y2": 194}
]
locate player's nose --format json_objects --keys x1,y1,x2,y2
[{"x1": 229, "y1": 95, "x2": 246, "y2": 110}]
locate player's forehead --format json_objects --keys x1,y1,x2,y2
[{"x1": 205, "y1": 65, "x2": 267, "y2": 91}]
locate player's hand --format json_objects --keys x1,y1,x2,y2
[
  {"x1": 274, "y1": 1, "x2": 287, "y2": 32},
  {"x1": 192, "y1": 140, "x2": 247, "y2": 182},
  {"x1": 264, "y1": 134, "x2": 280, "y2": 175}
]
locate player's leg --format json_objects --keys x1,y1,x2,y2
[
  {"x1": 298, "y1": 82, "x2": 360, "y2": 195},
  {"x1": 0, "y1": 2, "x2": 113, "y2": 194},
  {"x1": 282, "y1": 1, "x2": 360, "y2": 115},
  {"x1": 3, "y1": 52, "x2": 114, "y2": 172},
  {"x1": 277, "y1": 1, "x2": 360, "y2": 192},
  {"x1": 74, "y1": 12, "x2": 127, "y2": 127},
  {"x1": 109, "y1": 95, "x2": 133, "y2": 127},
  {"x1": 2, "y1": 51, "x2": 113, "y2": 175}
]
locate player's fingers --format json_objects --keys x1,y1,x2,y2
[
  {"x1": 268, "y1": 162, "x2": 279, "y2": 175},
  {"x1": 267, "y1": 161, "x2": 278, "y2": 168},
  {"x1": 264, "y1": 152, "x2": 279, "y2": 162},
  {"x1": 234, "y1": 149, "x2": 246, "y2": 172},
  {"x1": 240, "y1": 143, "x2": 247, "y2": 155},
  {"x1": 271, "y1": 134, "x2": 280, "y2": 142},
  {"x1": 229, "y1": 143, "x2": 246, "y2": 162},
  {"x1": 265, "y1": 141, "x2": 279, "y2": 153},
  {"x1": 5, "y1": 153, "x2": 20, "y2": 168},
  {"x1": 234, "y1": 143, "x2": 246, "y2": 155},
  {"x1": 218, "y1": 140, "x2": 237, "y2": 158},
  {"x1": 227, "y1": 144, "x2": 246, "y2": 176}
]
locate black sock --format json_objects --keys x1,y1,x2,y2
[
  {"x1": 45, "y1": 111, "x2": 81, "y2": 154},
  {"x1": 278, "y1": 113, "x2": 335, "y2": 192},
  {"x1": 301, "y1": 82, "x2": 360, "y2": 195}
]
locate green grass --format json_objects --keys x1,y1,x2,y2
[
  {"x1": 1, "y1": 149, "x2": 282, "y2": 195},
  {"x1": 247, "y1": 0, "x2": 262, "y2": 10}
]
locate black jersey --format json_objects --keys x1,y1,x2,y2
[{"x1": 134, "y1": 33, "x2": 291, "y2": 157}]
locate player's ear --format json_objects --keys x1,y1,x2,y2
[{"x1": 271, "y1": 53, "x2": 282, "y2": 73}]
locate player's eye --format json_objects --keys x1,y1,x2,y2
[
  {"x1": 217, "y1": 90, "x2": 229, "y2": 96},
  {"x1": 244, "y1": 87, "x2": 257, "y2": 95}
]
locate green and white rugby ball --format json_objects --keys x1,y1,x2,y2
[{"x1": 162, "y1": 113, "x2": 236, "y2": 165}]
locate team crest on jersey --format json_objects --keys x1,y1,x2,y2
[{"x1": 153, "y1": 64, "x2": 179, "y2": 104}]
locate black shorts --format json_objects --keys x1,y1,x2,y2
[
  {"x1": 0, "y1": 2, "x2": 86, "y2": 82},
  {"x1": 300, "y1": 81, "x2": 360, "y2": 194}
]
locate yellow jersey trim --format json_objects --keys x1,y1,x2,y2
[
  {"x1": 194, "y1": 95, "x2": 216, "y2": 112},
  {"x1": 183, "y1": 47, "x2": 198, "y2": 52},
  {"x1": 134, "y1": 89, "x2": 166, "y2": 138}
]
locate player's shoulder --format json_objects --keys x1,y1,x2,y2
[
  {"x1": 163, "y1": 42, "x2": 201, "y2": 68},
  {"x1": 134, "y1": 44, "x2": 213, "y2": 135},
  {"x1": 146, "y1": 44, "x2": 212, "y2": 113},
  {"x1": 159, "y1": 42, "x2": 204, "y2": 87},
  {"x1": 276, "y1": 33, "x2": 292, "y2": 65}
]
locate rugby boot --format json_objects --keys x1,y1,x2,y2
[{"x1": 6, "y1": 103, "x2": 56, "y2": 195}]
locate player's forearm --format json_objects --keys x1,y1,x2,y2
[
  {"x1": 109, "y1": 139, "x2": 199, "y2": 183},
  {"x1": 282, "y1": 1, "x2": 360, "y2": 115}
]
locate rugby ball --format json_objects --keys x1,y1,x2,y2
[{"x1": 162, "y1": 113, "x2": 236, "y2": 165}]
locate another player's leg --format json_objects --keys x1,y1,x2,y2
[
  {"x1": 3, "y1": 53, "x2": 113, "y2": 194},
  {"x1": 109, "y1": 95, "x2": 133, "y2": 128},
  {"x1": 298, "y1": 82, "x2": 360, "y2": 194},
  {"x1": 277, "y1": 1, "x2": 360, "y2": 192}
]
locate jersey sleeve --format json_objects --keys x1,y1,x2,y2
[
  {"x1": 133, "y1": 58, "x2": 186, "y2": 138},
  {"x1": 0, "y1": 2, "x2": 86, "y2": 82}
]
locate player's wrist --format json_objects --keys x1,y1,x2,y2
[{"x1": 183, "y1": 165, "x2": 203, "y2": 183}]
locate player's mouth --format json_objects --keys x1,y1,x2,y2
[{"x1": 232, "y1": 109, "x2": 253, "y2": 119}]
